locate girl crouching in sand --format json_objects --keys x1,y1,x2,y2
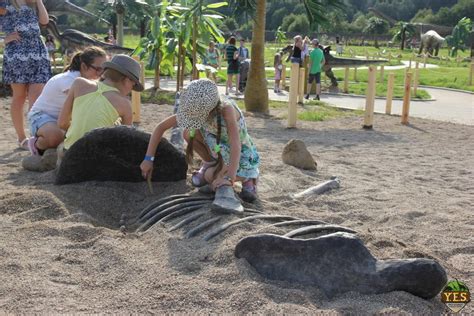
[{"x1": 140, "y1": 79, "x2": 260, "y2": 202}]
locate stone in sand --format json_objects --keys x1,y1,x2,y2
[
  {"x1": 282, "y1": 139, "x2": 317, "y2": 170},
  {"x1": 235, "y1": 232, "x2": 447, "y2": 299},
  {"x1": 55, "y1": 126, "x2": 187, "y2": 184},
  {"x1": 22, "y1": 148, "x2": 58, "y2": 172}
]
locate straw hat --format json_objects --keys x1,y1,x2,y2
[
  {"x1": 177, "y1": 79, "x2": 220, "y2": 129},
  {"x1": 102, "y1": 54, "x2": 143, "y2": 91}
]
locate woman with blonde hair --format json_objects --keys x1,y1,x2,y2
[{"x1": 59, "y1": 54, "x2": 142, "y2": 150}]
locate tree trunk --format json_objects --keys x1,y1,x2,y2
[
  {"x1": 401, "y1": 28, "x2": 406, "y2": 50},
  {"x1": 116, "y1": 12, "x2": 124, "y2": 47},
  {"x1": 244, "y1": 0, "x2": 268, "y2": 113},
  {"x1": 192, "y1": 15, "x2": 199, "y2": 80},
  {"x1": 180, "y1": 48, "x2": 185, "y2": 88},
  {"x1": 177, "y1": 40, "x2": 182, "y2": 92},
  {"x1": 154, "y1": 48, "x2": 160, "y2": 89},
  {"x1": 140, "y1": 19, "x2": 146, "y2": 38}
]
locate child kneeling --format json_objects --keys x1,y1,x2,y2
[{"x1": 141, "y1": 79, "x2": 260, "y2": 202}]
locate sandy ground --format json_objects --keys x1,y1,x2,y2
[{"x1": 0, "y1": 96, "x2": 473, "y2": 314}]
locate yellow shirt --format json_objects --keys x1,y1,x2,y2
[{"x1": 64, "y1": 82, "x2": 120, "y2": 149}]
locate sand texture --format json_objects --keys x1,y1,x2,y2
[{"x1": 0, "y1": 97, "x2": 472, "y2": 314}]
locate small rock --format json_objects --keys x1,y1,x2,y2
[
  {"x1": 22, "y1": 148, "x2": 57, "y2": 172},
  {"x1": 282, "y1": 139, "x2": 317, "y2": 170}
]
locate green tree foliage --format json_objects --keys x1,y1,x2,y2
[
  {"x1": 364, "y1": 17, "x2": 389, "y2": 47},
  {"x1": 446, "y1": 17, "x2": 472, "y2": 57}
]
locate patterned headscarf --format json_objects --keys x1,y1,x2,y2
[{"x1": 177, "y1": 79, "x2": 220, "y2": 129}]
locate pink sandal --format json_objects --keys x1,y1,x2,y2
[
  {"x1": 239, "y1": 178, "x2": 258, "y2": 203},
  {"x1": 191, "y1": 161, "x2": 214, "y2": 187}
]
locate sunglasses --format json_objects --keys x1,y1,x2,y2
[{"x1": 89, "y1": 64, "x2": 104, "y2": 73}]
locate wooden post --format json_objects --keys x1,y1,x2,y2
[
  {"x1": 131, "y1": 56, "x2": 143, "y2": 123},
  {"x1": 385, "y1": 73, "x2": 395, "y2": 115},
  {"x1": 408, "y1": 58, "x2": 412, "y2": 69},
  {"x1": 354, "y1": 67, "x2": 358, "y2": 82},
  {"x1": 288, "y1": 63, "x2": 299, "y2": 128},
  {"x1": 423, "y1": 54, "x2": 427, "y2": 68},
  {"x1": 363, "y1": 66, "x2": 376, "y2": 129},
  {"x1": 379, "y1": 65, "x2": 384, "y2": 83},
  {"x1": 401, "y1": 72, "x2": 412, "y2": 125},
  {"x1": 470, "y1": 62, "x2": 474, "y2": 86},
  {"x1": 413, "y1": 61, "x2": 419, "y2": 97},
  {"x1": 343, "y1": 67, "x2": 349, "y2": 93},
  {"x1": 303, "y1": 56, "x2": 309, "y2": 94},
  {"x1": 281, "y1": 64, "x2": 287, "y2": 90},
  {"x1": 298, "y1": 67, "x2": 305, "y2": 104}
]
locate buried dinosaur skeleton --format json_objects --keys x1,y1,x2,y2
[{"x1": 131, "y1": 187, "x2": 447, "y2": 300}]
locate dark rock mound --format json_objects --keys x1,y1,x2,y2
[
  {"x1": 55, "y1": 126, "x2": 187, "y2": 184},
  {"x1": 235, "y1": 233, "x2": 447, "y2": 299}
]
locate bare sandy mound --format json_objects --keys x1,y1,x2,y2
[{"x1": 0, "y1": 97, "x2": 472, "y2": 314}]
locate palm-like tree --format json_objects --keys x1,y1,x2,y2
[
  {"x1": 230, "y1": 0, "x2": 344, "y2": 113},
  {"x1": 392, "y1": 22, "x2": 416, "y2": 50}
]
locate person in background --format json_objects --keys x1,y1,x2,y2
[
  {"x1": 305, "y1": 39, "x2": 325, "y2": 101},
  {"x1": 273, "y1": 50, "x2": 283, "y2": 93},
  {"x1": 225, "y1": 36, "x2": 240, "y2": 96},
  {"x1": 0, "y1": 0, "x2": 51, "y2": 150},
  {"x1": 205, "y1": 41, "x2": 220, "y2": 82},
  {"x1": 58, "y1": 54, "x2": 141, "y2": 150},
  {"x1": 290, "y1": 35, "x2": 304, "y2": 65},
  {"x1": 27, "y1": 47, "x2": 107, "y2": 155},
  {"x1": 45, "y1": 34, "x2": 56, "y2": 66},
  {"x1": 301, "y1": 36, "x2": 310, "y2": 60}
]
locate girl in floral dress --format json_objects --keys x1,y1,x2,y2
[
  {"x1": 141, "y1": 79, "x2": 260, "y2": 202},
  {"x1": 1, "y1": 0, "x2": 51, "y2": 149}
]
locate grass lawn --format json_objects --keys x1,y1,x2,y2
[
  {"x1": 81, "y1": 35, "x2": 474, "y2": 94},
  {"x1": 235, "y1": 99, "x2": 362, "y2": 122}
]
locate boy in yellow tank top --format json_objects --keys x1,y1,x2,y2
[{"x1": 58, "y1": 55, "x2": 143, "y2": 150}]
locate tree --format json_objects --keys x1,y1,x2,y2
[
  {"x1": 103, "y1": 0, "x2": 147, "y2": 46},
  {"x1": 392, "y1": 22, "x2": 416, "y2": 50},
  {"x1": 363, "y1": 17, "x2": 388, "y2": 48},
  {"x1": 230, "y1": 0, "x2": 344, "y2": 113},
  {"x1": 445, "y1": 17, "x2": 472, "y2": 57}
]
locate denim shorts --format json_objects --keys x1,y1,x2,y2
[
  {"x1": 28, "y1": 110, "x2": 57, "y2": 136},
  {"x1": 308, "y1": 72, "x2": 321, "y2": 84}
]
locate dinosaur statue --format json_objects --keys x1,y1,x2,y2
[
  {"x1": 419, "y1": 30, "x2": 445, "y2": 56},
  {"x1": 282, "y1": 45, "x2": 386, "y2": 88},
  {"x1": 368, "y1": 7, "x2": 453, "y2": 37},
  {"x1": 55, "y1": 126, "x2": 187, "y2": 185},
  {"x1": 46, "y1": 18, "x2": 133, "y2": 55},
  {"x1": 131, "y1": 191, "x2": 447, "y2": 299},
  {"x1": 43, "y1": 0, "x2": 109, "y2": 25}
]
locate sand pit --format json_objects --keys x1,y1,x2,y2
[{"x1": 0, "y1": 97, "x2": 472, "y2": 314}]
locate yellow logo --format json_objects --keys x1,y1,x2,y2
[{"x1": 441, "y1": 280, "x2": 471, "y2": 313}]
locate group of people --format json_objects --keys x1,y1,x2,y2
[
  {"x1": 274, "y1": 35, "x2": 325, "y2": 100},
  {"x1": 1, "y1": 0, "x2": 260, "y2": 202}
]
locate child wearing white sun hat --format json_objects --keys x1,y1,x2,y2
[{"x1": 140, "y1": 79, "x2": 260, "y2": 202}]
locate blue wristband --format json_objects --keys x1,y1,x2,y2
[{"x1": 144, "y1": 155, "x2": 154, "y2": 162}]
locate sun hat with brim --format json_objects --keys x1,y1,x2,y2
[
  {"x1": 176, "y1": 79, "x2": 220, "y2": 129},
  {"x1": 102, "y1": 54, "x2": 144, "y2": 91}
]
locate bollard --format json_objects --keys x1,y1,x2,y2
[
  {"x1": 298, "y1": 67, "x2": 305, "y2": 104},
  {"x1": 470, "y1": 62, "x2": 474, "y2": 86},
  {"x1": 363, "y1": 66, "x2": 376, "y2": 129},
  {"x1": 408, "y1": 58, "x2": 412, "y2": 69},
  {"x1": 379, "y1": 65, "x2": 384, "y2": 83},
  {"x1": 423, "y1": 54, "x2": 427, "y2": 68},
  {"x1": 281, "y1": 65, "x2": 287, "y2": 90},
  {"x1": 343, "y1": 67, "x2": 349, "y2": 94},
  {"x1": 385, "y1": 73, "x2": 395, "y2": 115},
  {"x1": 402, "y1": 72, "x2": 412, "y2": 125},
  {"x1": 413, "y1": 61, "x2": 419, "y2": 97},
  {"x1": 288, "y1": 63, "x2": 299, "y2": 128}
]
